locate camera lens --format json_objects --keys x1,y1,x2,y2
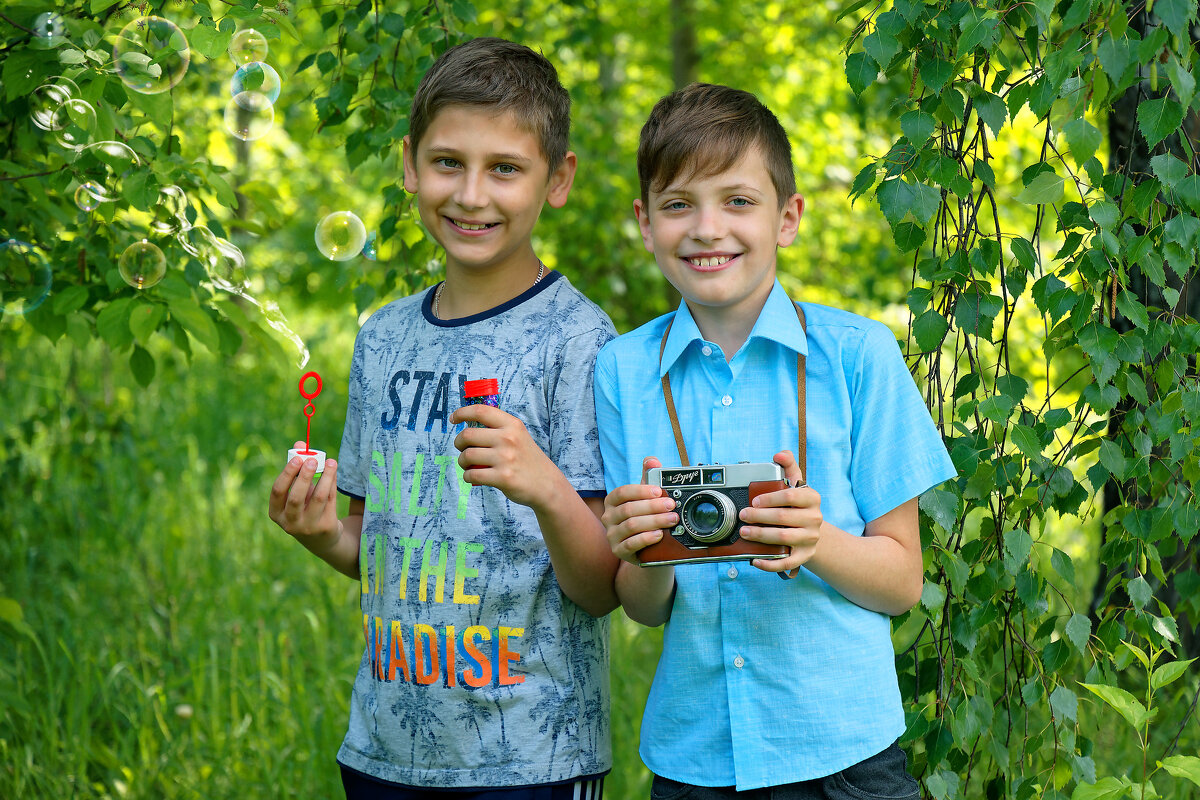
[{"x1": 681, "y1": 491, "x2": 736, "y2": 543}]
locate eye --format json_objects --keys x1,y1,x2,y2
[
  {"x1": 494, "y1": 163, "x2": 518, "y2": 175},
  {"x1": 729, "y1": 197, "x2": 752, "y2": 207},
  {"x1": 664, "y1": 200, "x2": 689, "y2": 211},
  {"x1": 435, "y1": 157, "x2": 461, "y2": 169}
]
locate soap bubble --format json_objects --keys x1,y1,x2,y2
[
  {"x1": 82, "y1": 140, "x2": 143, "y2": 171},
  {"x1": 229, "y1": 28, "x2": 268, "y2": 65},
  {"x1": 362, "y1": 231, "x2": 378, "y2": 261},
  {"x1": 113, "y1": 16, "x2": 190, "y2": 94},
  {"x1": 118, "y1": 240, "x2": 167, "y2": 289},
  {"x1": 0, "y1": 240, "x2": 52, "y2": 316},
  {"x1": 315, "y1": 211, "x2": 367, "y2": 261},
  {"x1": 74, "y1": 182, "x2": 108, "y2": 211},
  {"x1": 52, "y1": 98, "x2": 96, "y2": 150},
  {"x1": 150, "y1": 185, "x2": 190, "y2": 235},
  {"x1": 230, "y1": 61, "x2": 281, "y2": 104},
  {"x1": 33, "y1": 13, "x2": 66, "y2": 44},
  {"x1": 30, "y1": 78, "x2": 78, "y2": 131},
  {"x1": 177, "y1": 224, "x2": 218, "y2": 259},
  {"x1": 224, "y1": 91, "x2": 274, "y2": 141}
]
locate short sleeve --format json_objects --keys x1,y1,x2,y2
[
  {"x1": 337, "y1": 333, "x2": 367, "y2": 501},
  {"x1": 547, "y1": 326, "x2": 614, "y2": 496},
  {"x1": 593, "y1": 344, "x2": 628, "y2": 493},
  {"x1": 849, "y1": 323, "x2": 957, "y2": 522}
]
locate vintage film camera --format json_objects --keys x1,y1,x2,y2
[{"x1": 640, "y1": 462, "x2": 791, "y2": 566}]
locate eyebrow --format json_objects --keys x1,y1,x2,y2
[
  {"x1": 425, "y1": 146, "x2": 534, "y2": 165},
  {"x1": 659, "y1": 182, "x2": 765, "y2": 196}
]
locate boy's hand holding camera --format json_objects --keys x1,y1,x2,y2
[{"x1": 604, "y1": 450, "x2": 821, "y2": 574}]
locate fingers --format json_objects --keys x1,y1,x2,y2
[
  {"x1": 450, "y1": 404, "x2": 516, "y2": 429},
  {"x1": 640, "y1": 456, "x2": 663, "y2": 485},
  {"x1": 269, "y1": 456, "x2": 305, "y2": 518},
  {"x1": 772, "y1": 449, "x2": 806, "y2": 487},
  {"x1": 602, "y1": 483, "x2": 677, "y2": 563},
  {"x1": 271, "y1": 455, "x2": 338, "y2": 536}
]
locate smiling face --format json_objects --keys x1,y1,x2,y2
[
  {"x1": 403, "y1": 105, "x2": 575, "y2": 278},
  {"x1": 635, "y1": 146, "x2": 803, "y2": 329}
]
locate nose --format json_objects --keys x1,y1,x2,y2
[
  {"x1": 454, "y1": 169, "x2": 487, "y2": 210},
  {"x1": 689, "y1": 205, "x2": 726, "y2": 243}
]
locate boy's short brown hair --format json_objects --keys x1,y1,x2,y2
[
  {"x1": 637, "y1": 83, "x2": 796, "y2": 208},
  {"x1": 408, "y1": 37, "x2": 571, "y2": 172}
]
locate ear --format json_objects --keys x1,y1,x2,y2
[
  {"x1": 633, "y1": 198, "x2": 655, "y2": 254},
  {"x1": 402, "y1": 136, "x2": 418, "y2": 194},
  {"x1": 545, "y1": 151, "x2": 577, "y2": 209},
  {"x1": 776, "y1": 193, "x2": 804, "y2": 248}
]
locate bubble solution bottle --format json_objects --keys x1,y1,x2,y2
[
  {"x1": 462, "y1": 379, "x2": 500, "y2": 426},
  {"x1": 286, "y1": 371, "x2": 326, "y2": 478}
]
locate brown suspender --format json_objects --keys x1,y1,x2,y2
[{"x1": 658, "y1": 303, "x2": 807, "y2": 473}]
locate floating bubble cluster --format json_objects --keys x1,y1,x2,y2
[
  {"x1": 113, "y1": 16, "x2": 190, "y2": 94},
  {"x1": 30, "y1": 78, "x2": 78, "y2": 131},
  {"x1": 315, "y1": 212, "x2": 367, "y2": 261},
  {"x1": 52, "y1": 98, "x2": 96, "y2": 150},
  {"x1": 229, "y1": 28, "x2": 268, "y2": 65},
  {"x1": 362, "y1": 231, "x2": 378, "y2": 261},
  {"x1": 231, "y1": 62, "x2": 281, "y2": 104},
  {"x1": 1, "y1": 240, "x2": 53, "y2": 316},
  {"x1": 224, "y1": 91, "x2": 274, "y2": 141},
  {"x1": 118, "y1": 240, "x2": 167, "y2": 290}
]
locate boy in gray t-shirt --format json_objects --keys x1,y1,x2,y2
[{"x1": 269, "y1": 38, "x2": 618, "y2": 796}]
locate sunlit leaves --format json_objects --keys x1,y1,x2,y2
[{"x1": 1137, "y1": 96, "x2": 1185, "y2": 149}]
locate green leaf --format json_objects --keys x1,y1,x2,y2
[
  {"x1": 863, "y1": 29, "x2": 900, "y2": 71},
  {"x1": 901, "y1": 109, "x2": 936, "y2": 146},
  {"x1": 1016, "y1": 171, "x2": 1065, "y2": 205},
  {"x1": 1051, "y1": 548, "x2": 1076, "y2": 585},
  {"x1": 1062, "y1": 117, "x2": 1103, "y2": 165},
  {"x1": 1011, "y1": 237, "x2": 1038, "y2": 271},
  {"x1": 51, "y1": 285, "x2": 89, "y2": 315},
  {"x1": 1003, "y1": 528, "x2": 1032, "y2": 575},
  {"x1": 974, "y1": 92, "x2": 1007, "y2": 135},
  {"x1": 96, "y1": 298, "x2": 134, "y2": 350},
  {"x1": 919, "y1": 487, "x2": 958, "y2": 531},
  {"x1": 877, "y1": 177, "x2": 941, "y2": 225},
  {"x1": 1128, "y1": 575, "x2": 1152, "y2": 611},
  {"x1": 1097, "y1": 35, "x2": 1133, "y2": 82},
  {"x1": 129, "y1": 345, "x2": 155, "y2": 387},
  {"x1": 1159, "y1": 755, "x2": 1200, "y2": 788},
  {"x1": 1153, "y1": 0, "x2": 1197, "y2": 40},
  {"x1": 167, "y1": 299, "x2": 221, "y2": 354},
  {"x1": 845, "y1": 52, "x2": 877, "y2": 96},
  {"x1": 1166, "y1": 55, "x2": 1196, "y2": 110},
  {"x1": 921, "y1": 581, "x2": 946, "y2": 613},
  {"x1": 1150, "y1": 657, "x2": 1196, "y2": 690},
  {"x1": 1009, "y1": 424, "x2": 1041, "y2": 457},
  {"x1": 1071, "y1": 777, "x2": 1132, "y2": 800},
  {"x1": 129, "y1": 301, "x2": 166, "y2": 345},
  {"x1": 959, "y1": 8, "x2": 1001, "y2": 53},
  {"x1": 913, "y1": 309, "x2": 949, "y2": 351},
  {"x1": 1151, "y1": 153, "x2": 1190, "y2": 189},
  {"x1": 1050, "y1": 685, "x2": 1078, "y2": 722},
  {"x1": 1065, "y1": 612, "x2": 1091, "y2": 654},
  {"x1": 919, "y1": 58, "x2": 955, "y2": 95},
  {"x1": 1079, "y1": 682, "x2": 1152, "y2": 731},
  {"x1": 1137, "y1": 96, "x2": 1185, "y2": 149}
]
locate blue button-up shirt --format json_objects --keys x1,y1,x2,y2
[{"x1": 594, "y1": 281, "x2": 956, "y2": 789}]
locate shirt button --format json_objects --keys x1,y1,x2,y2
[
  {"x1": 727, "y1": 566, "x2": 738, "y2": 579},
  {"x1": 721, "y1": 395, "x2": 733, "y2": 406},
  {"x1": 701, "y1": 345, "x2": 713, "y2": 356},
  {"x1": 734, "y1": 655, "x2": 745, "y2": 669}
]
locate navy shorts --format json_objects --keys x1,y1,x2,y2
[
  {"x1": 649, "y1": 740, "x2": 920, "y2": 800},
  {"x1": 341, "y1": 764, "x2": 605, "y2": 800}
]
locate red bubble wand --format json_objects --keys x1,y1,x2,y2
[{"x1": 287, "y1": 371, "x2": 327, "y2": 475}]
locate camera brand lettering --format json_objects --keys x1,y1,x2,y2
[{"x1": 663, "y1": 469, "x2": 701, "y2": 486}]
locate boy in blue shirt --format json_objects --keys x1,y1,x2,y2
[
  {"x1": 596, "y1": 83, "x2": 957, "y2": 797},
  {"x1": 270, "y1": 38, "x2": 617, "y2": 799}
]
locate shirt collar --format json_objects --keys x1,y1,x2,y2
[{"x1": 658, "y1": 280, "x2": 808, "y2": 376}]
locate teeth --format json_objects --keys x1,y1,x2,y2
[
  {"x1": 688, "y1": 256, "x2": 733, "y2": 267},
  {"x1": 455, "y1": 221, "x2": 495, "y2": 231}
]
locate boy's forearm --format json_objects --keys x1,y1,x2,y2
[
  {"x1": 295, "y1": 513, "x2": 363, "y2": 580},
  {"x1": 615, "y1": 560, "x2": 675, "y2": 627},
  {"x1": 804, "y1": 522, "x2": 923, "y2": 616},
  {"x1": 533, "y1": 482, "x2": 620, "y2": 617}
]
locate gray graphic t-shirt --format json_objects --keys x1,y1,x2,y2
[{"x1": 335, "y1": 272, "x2": 616, "y2": 788}]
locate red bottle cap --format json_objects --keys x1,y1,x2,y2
[{"x1": 464, "y1": 378, "x2": 499, "y2": 398}]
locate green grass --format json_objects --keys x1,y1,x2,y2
[{"x1": 0, "y1": 328, "x2": 665, "y2": 798}]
